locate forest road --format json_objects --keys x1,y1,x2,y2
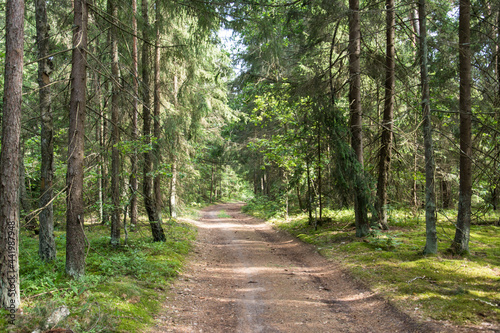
[{"x1": 152, "y1": 203, "x2": 481, "y2": 333}]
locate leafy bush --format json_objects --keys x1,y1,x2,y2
[{"x1": 242, "y1": 195, "x2": 283, "y2": 219}]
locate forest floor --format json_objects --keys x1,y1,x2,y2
[{"x1": 151, "y1": 203, "x2": 495, "y2": 333}]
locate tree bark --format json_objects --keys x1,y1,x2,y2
[
  {"x1": 410, "y1": 4, "x2": 419, "y2": 48},
  {"x1": 296, "y1": 185, "x2": 304, "y2": 211},
  {"x1": 306, "y1": 158, "x2": 313, "y2": 223},
  {"x1": 93, "y1": 41, "x2": 104, "y2": 224},
  {"x1": 441, "y1": 179, "x2": 452, "y2": 209},
  {"x1": 130, "y1": 0, "x2": 139, "y2": 228},
  {"x1": 452, "y1": 0, "x2": 472, "y2": 254},
  {"x1": 349, "y1": 0, "x2": 369, "y2": 237},
  {"x1": 110, "y1": 0, "x2": 121, "y2": 247},
  {"x1": 153, "y1": 1, "x2": 163, "y2": 223},
  {"x1": 496, "y1": 8, "x2": 500, "y2": 210},
  {"x1": 36, "y1": 0, "x2": 56, "y2": 261},
  {"x1": 66, "y1": 0, "x2": 88, "y2": 278},
  {"x1": 317, "y1": 123, "x2": 323, "y2": 222},
  {"x1": 170, "y1": 158, "x2": 177, "y2": 218},
  {"x1": 100, "y1": 89, "x2": 109, "y2": 225},
  {"x1": 0, "y1": 0, "x2": 24, "y2": 311},
  {"x1": 419, "y1": 0, "x2": 437, "y2": 254},
  {"x1": 376, "y1": 0, "x2": 395, "y2": 230},
  {"x1": 19, "y1": 152, "x2": 33, "y2": 223},
  {"x1": 142, "y1": 0, "x2": 165, "y2": 242},
  {"x1": 495, "y1": 7, "x2": 500, "y2": 219},
  {"x1": 210, "y1": 164, "x2": 215, "y2": 203}
]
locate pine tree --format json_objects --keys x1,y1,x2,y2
[
  {"x1": 0, "y1": 0, "x2": 24, "y2": 311},
  {"x1": 66, "y1": 0, "x2": 88, "y2": 278}
]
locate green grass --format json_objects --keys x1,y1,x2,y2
[
  {"x1": 263, "y1": 208, "x2": 499, "y2": 327},
  {"x1": 0, "y1": 218, "x2": 196, "y2": 332},
  {"x1": 217, "y1": 210, "x2": 232, "y2": 218}
]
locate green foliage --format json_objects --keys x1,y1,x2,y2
[
  {"x1": 273, "y1": 209, "x2": 500, "y2": 326},
  {"x1": 242, "y1": 195, "x2": 284, "y2": 219},
  {"x1": 217, "y1": 210, "x2": 232, "y2": 218},
  {"x1": 4, "y1": 222, "x2": 195, "y2": 332},
  {"x1": 365, "y1": 229, "x2": 402, "y2": 251}
]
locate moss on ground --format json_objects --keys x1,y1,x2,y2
[
  {"x1": 1, "y1": 219, "x2": 196, "y2": 333},
  {"x1": 266, "y1": 209, "x2": 499, "y2": 327}
]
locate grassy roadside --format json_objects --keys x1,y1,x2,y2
[
  {"x1": 246, "y1": 205, "x2": 499, "y2": 328},
  {"x1": 0, "y1": 218, "x2": 196, "y2": 333}
]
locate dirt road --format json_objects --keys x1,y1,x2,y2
[{"x1": 152, "y1": 203, "x2": 484, "y2": 332}]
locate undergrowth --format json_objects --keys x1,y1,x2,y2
[
  {"x1": 217, "y1": 210, "x2": 232, "y2": 218},
  {"x1": 242, "y1": 195, "x2": 283, "y2": 219},
  {"x1": 244, "y1": 204, "x2": 500, "y2": 328},
  {"x1": 0, "y1": 219, "x2": 195, "y2": 332}
]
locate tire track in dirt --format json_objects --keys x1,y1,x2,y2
[{"x1": 151, "y1": 203, "x2": 491, "y2": 333}]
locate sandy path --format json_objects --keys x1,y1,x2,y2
[{"x1": 151, "y1": 203, "x2": 487, "y2": 333}]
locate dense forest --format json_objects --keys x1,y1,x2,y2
[{"x1": 0, "y1": 0, "x2": 499, "y2": 329}]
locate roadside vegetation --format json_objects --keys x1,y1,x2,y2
[
  {"x1": 244, "y1": 199, "x2": 500, "y2": 327},
  {"x1": 0, "y1": 219, "x2": 195, "y2": 333}
]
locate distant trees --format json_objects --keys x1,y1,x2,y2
[
  {"x1": 0, "y1": 0, "x2": 230, "y2": 315},
  {"x1": 229, "y1": 0, "x2": 498, "y2": 247},
  {"x1": 2, "y1": 0, "x2": 499, "y2": 315}
]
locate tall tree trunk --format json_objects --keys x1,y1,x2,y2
[
  {"x1": 153, "y1": 1, "x2": 163, "y2": 223},
  {"x1": 441, "y1": 179, "x2": 452, "y2": 209},
  {"x1": 412, "y1": 144, "x2": 418, "y2": 209},
  {"x1": 210, "y1": 164, "x2": 215, "y2": 203},
  {"x1": 306, "y1": 158, "x2": 313, "y2": 223},
  {"x1": 36, "y1": 0, "x2": 56, "y2": 261},
  {"x1": 376, "y1": 0, "x2": 395, "y2": 230},
  {"x1": 66, "y1": 0, "x2": 88, "y2": 278},
  {"x1": 497, "y1": 8, "x2": 500, "y2": 109},
  {"x1": 410, "y1": 4, "x2": 419, "y2": 48},
  {"x1": 349, "y1": 0, "x2": 369, "y2": 237},
  {"x1": 129, "y1": 0, "x2": 139, "y2": 228},
  {"x1": 110, "y1": 0, "x2": 121, "y2": 247},
  {"x1": 296, "y1": 185, "x2": 304, "y2": 211},
  {"x1": 284, "y1": 172, "x2": 289, "y2": 220},
  {"x1": 495, "y1": 8, "x2": 500, "y2": 220},
  {"x1": 169, "y1": 74, "x2": 179, "y2": 217},
  {"x1": 317, "y1": 123, "x2": 323, "y2": 221},
  {"x1": 220, "y1": 162, "x2": 224, "y2": 198},
  {"x1": 452, "y1": 0, "x2": 472, "y2": 254},
  {"x1": 419, "y1": 0, "x2": 437, "y2": 254},
  {"x1": 93, "y1": 42, "x2": 104, "y2": 224},
  {"x1": 0, "y1": 0, "x2": 24, "y2": 311},
  {"x1": 142, "y1": 0, "x2": 165, "y2": 241},
  {"x1": 100, "y1": 92, "x2": 109, "y2": 224},
  {"x1": 19, "y1": 151, "x2": 32, "y2": 223},
  {"x1": 99, "y1": 45, "x2": 109, "y2": 225},
  {"x1": 170, "y1": 158, "x2": 177, "y2": 218}
]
